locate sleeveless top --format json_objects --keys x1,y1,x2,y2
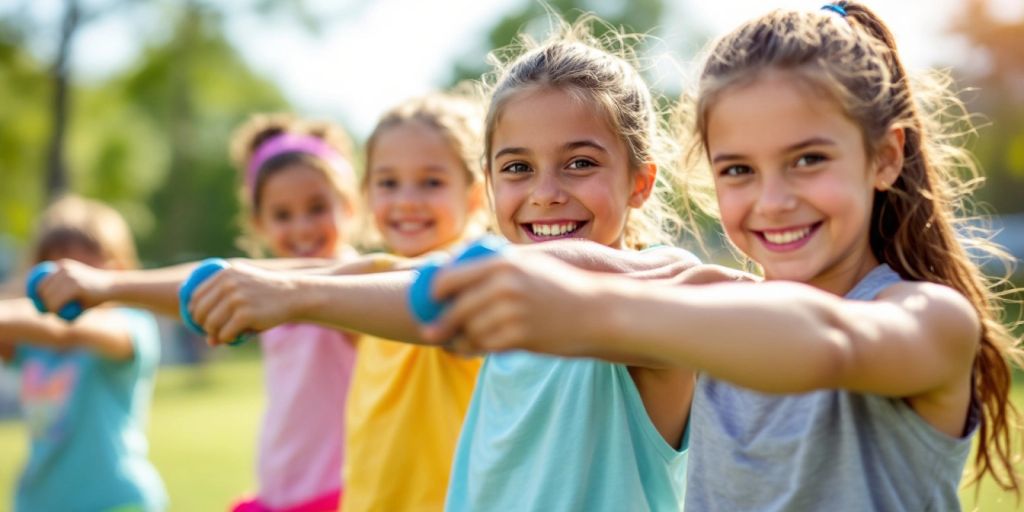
[
  {"x1": 446, "y1": 352, "x2": 688, "y2": 511},
  {"x1": 685, "y1": 265, "x2": 979, "y2": 511}
]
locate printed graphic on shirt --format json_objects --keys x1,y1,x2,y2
[{"x1": 21, "y1": 359, "x2": 78, "y2": 441}]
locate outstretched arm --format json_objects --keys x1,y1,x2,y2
[
  {"x1": 189, "y1": 264, "x2": 426, "y2": 345},
  {"x1": 426, "y1": 254, "x2": 977, "y2": 395},
  {"x1": 35, "y1": 255, "x2": 372, "y2": 318},
  {"x1": 0, "y1": 297, "x2": 136, "y2": 360},
  {"x1": 522, "y1": 239, "x2": 701, "y2": 278}
]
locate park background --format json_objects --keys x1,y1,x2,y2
[{"x1": 0, "y1": 0, "x2": 1022, "y2": 510}]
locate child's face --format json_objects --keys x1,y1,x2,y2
[
  {"x1": 489, "y1": 87, "x2": 647, "y2": 248},
  {"x1": 706, "y1": 71, "x2": 893, "y2": 293},
  {"x1": 255, "y1": 164, "x2": 352, "y2": 258},
  {"x1": 367, "y1": 121, "x2": 480, "y2": 257}
]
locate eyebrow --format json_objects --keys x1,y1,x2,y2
[
  {"x1": 493, "y1": 139, "x2": 608, "y2": 160},
  {"x1": 711, "y1": 137, "x2": 837, "y2": 164}
]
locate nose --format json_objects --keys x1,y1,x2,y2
[
  {"x1": 754, "y1": 173, "x2": 797, "y2": 217},
  {"x1": 529, "y1": 168, "x2": 567, "y2": 207},
  {"x1": 394, "y1": 184, "x2": 422, "y2": 211}
]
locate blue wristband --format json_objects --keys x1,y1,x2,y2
[
  {"x1": 179, "y1": 258, "x2": 248, "y2": 346},
  {"x1": 26, "y1": 262, "x2": 85, "y2": 321},
  {"x1": 408, "y1": 236, "x2": 507, "y2": 323}
]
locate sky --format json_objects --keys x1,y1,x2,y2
[{"x1": 10, "y1": 0, "x2": 1024, "y2": 138}]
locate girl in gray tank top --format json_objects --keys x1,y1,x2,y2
[{"x1": 393, "y1": 2, "x2": 1023, "y2": 510}]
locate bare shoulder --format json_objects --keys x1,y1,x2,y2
[{"x1": 877, "y1": 280, "x2": 980, "y2": 352}]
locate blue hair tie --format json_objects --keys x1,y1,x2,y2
[{"x1": 821, "y1": 4, "x2": 847, "y2": 16}]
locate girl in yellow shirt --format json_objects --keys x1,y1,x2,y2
[{"x1": 342, "y1": 90, "x2": 487, "y2": 512}]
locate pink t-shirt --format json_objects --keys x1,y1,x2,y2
[{"x1": 256, "y1": 323, "x2": 357, "y2": 509}]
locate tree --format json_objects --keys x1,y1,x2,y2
[{"x1": 948, "y1": 0, "x2": 1024, "y2": 214}]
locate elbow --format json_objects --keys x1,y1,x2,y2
[{"x1": 814, "y1": 306, "x2": 864, "y2": 390}]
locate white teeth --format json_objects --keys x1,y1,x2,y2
[
  {"x1": 530, "y1": 222, "x2": 578, "y2": 237},
  {"x1": 764, "y1": 227, "x2": 812, "y2": 245},
  {"x1": 396, "y1": 221, "x2": 428, "y2": 232}
]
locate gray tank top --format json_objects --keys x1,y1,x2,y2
[{"x1": 685, "y1": 265, "x2": 979, "y2": 511}]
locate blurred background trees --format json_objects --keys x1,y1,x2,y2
[{"x1": 0, "y1": 0, "x2": 1020, "y2": 273}]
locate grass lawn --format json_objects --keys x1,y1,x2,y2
[{"x1": 0, "y1": 354, "x2": 1022, "y2": 511}]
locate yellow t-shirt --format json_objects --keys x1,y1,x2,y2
[{"x1": 341, "y1": 336, "x2": 482, "y2": 512}]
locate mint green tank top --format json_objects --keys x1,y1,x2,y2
[{"x1": 446, "y1": 351, "x2": 687, "y2": 511}]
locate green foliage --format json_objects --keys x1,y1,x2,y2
[
  {"x1": 0, "y1": 31, "x2": 50, "y2": 245},
  {"x1": 948, "y1": 0, "x2": 1024, "y2": 214},
  {"x1": 448, "y1": 0, "x2": 674, "y2": 87},
  {"x1": 0, "y1": 2, "x2": 292, "y2": 267}
]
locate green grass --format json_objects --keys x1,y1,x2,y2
[{"x1": 0, "y1": 357, "x2": 1022, "y2": 511}]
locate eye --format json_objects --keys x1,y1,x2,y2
[
  {"x1": 719, "y1": 165, "x2": 753, "y2": 177},
  {"x1": 423, "y1": 177, "x2": 446, "y2": 188},
  {"x1": 500, "y1": 162, "x2": 530, "y2": 174},
  {"x1": 567, "y1": 158, "x2": 597, "y2": 170},
  {"x1": 795, "y1": 153, "x2": 827, "y2": 168},
  {"x1": 374, "y1": 178, "x2": 398, "y2": 190},
  {"x1": 309, "y1": 201, "x2": 328, "y2": 215},
  {"x1": 272, "y1": 209, "x2": 291, "y2": 222}
]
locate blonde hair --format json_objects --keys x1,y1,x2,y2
[
  {"x1": 228, "y1": 112, "x2": 359, "y2": 256},
  {"x1": 481, "y1": 15, "x2": 689, "y2": 250},
  {"x1": 682, "y1": 1, "x2": 1023, "y2": 493},
  {"x1": 361, "y1": 88, "x2": 488, "y2": 247},
  {"x1": 31, "y1": 195, "x2": 139, "y2": 269}
]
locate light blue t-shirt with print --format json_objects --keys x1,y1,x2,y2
[
  {"x1": 445, "y1": 351, "x2": 688, "y2": 511},
  {"x1": 11, "y1": 308, "x2": 167, "y2": 512}
]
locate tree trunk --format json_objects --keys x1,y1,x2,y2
[{"x1": 45, "y1": 0, "x2": 80, "y2": 200}]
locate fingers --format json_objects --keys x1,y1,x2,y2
[{"x1": 431, "y1": 257, "x2": 506, "y2": 302}]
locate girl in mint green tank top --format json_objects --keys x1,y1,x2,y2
[
  {"x1": 184, "y1": 16, "x2": 703, "y2": 512},
  {"x1": 425, "y1": 2, "x2": 1023, "y2": 509}
]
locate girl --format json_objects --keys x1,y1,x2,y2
[
  {"x1": 188, "y1": 18, "x2": 706, "y2": 511},
  {"x1": 341, "y1": 91, "x2": 487, "y2": 511},
  {"x1": 423, "y1": 2, "x2": 1023, "y2": 509},
  {"x1": 36, "y1": 114, "x2": 361, "y2": 512},
  {"x1": 0, "y1": 195, "x2": 167, "y2": 512},
  {"x1": 225, "y1": 114, "x2": 359, "y2": 512}
]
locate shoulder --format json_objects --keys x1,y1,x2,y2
[{"x1": 875, "y1": 281, "x2": 980, "y2": 354}]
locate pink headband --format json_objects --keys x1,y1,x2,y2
[{"x1": 246, "y1": 133, "x2": 354, "y2": 194}]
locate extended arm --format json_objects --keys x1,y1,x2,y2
[
  {"x1": 0, "y1": 297, "x2": 136, "y2": 360},
  {"x1": 190, "y1": 267, "x2": 427, "y2": 345},
  {"x1": 582, "y1": 278, "x2": 978, "y2": 396}
]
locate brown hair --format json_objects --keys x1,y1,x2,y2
[
  {"x1": 32, "y1": 194, "x2": 139, "y2": 270},
  {"x1": 228, "y1": 113, "x2": 359, "y2": 255},
  {"x1": 482, "y1": 15, "x2": 690, "y2": 249},
  {"x1": 684, "y1": 1, "x2": 1022, "y2": 493}
]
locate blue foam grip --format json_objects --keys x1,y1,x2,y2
[
  {"x1": 408, "y1": 236, "x2": 507, "y2": 324},
  {"x1": 26, "y1": 262, "x2": 85, "y2": 321},
  {"x1": 178, "y1": 258, "x2": 248, "y2": 346}
]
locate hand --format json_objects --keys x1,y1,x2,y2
[
  {"x1": 36, "y1": 259, "x2": 113, "y2": 312},
  {"x1": 188, "y1": 262, "x2": 298, "y2": 345},
  {"x1": 421, "y1": 252, "x2": 605, "y2": 357}
]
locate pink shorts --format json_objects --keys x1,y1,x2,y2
[{"x1": 230, "y1": 489, "x2": 342, "y2": 512}]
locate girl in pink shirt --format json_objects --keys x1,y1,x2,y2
[
  {"x1": 33, "y1": 113, "x2": 360, "y2": 512},
  {"x1": 226, "y1": 114, "x2": 359, "y2": 512}
]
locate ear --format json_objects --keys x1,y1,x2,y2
[
  {"x1": 628, "y1": 162, "x2": 658, "y2": 208},
  {"x1": 873, "y1": 127, "x2": 904, "y2": 191}
]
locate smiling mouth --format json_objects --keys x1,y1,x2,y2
[
  {"x1": 522, "y1": 221, "x2": 586, "y2": 240},
  {"x1": 756, "y1": 222, "x2": 822, "y2": 249},
  {"x1": 289, "y1": 239, "x2": 326, "y2": 257},
  {"x1": 390, "y1": 220, "x2": 435, "y2": 233}
]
